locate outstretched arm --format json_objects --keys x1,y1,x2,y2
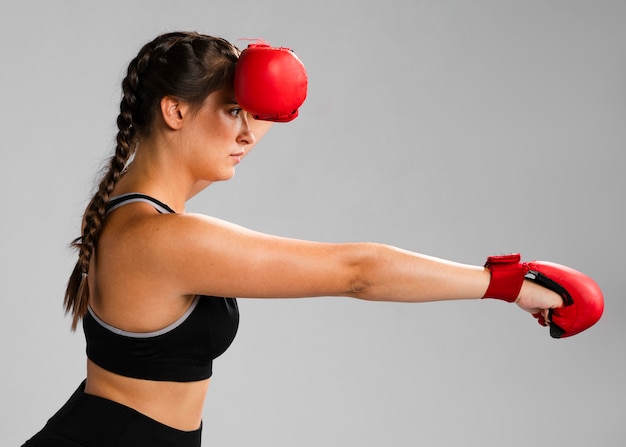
[{"x1": 133, "y1": 213, "x2": 562, "y2": 314}]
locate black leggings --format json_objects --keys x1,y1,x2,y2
[{"x1": 22, "y1": 381, "x2": 202, "y2": 447}]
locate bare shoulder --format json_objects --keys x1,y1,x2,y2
[
  {"x1": 97, "y1": 206, "x2": 242, "y2": 272},
  {"x1": 98, "y1": 207, "x2": 271, "y2": 293}
]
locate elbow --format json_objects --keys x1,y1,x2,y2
[
  {"x1": 348, "y1": 278, "x2": 369, "y2": 296},
  {"x1": 343, "y1": 242, "x2": 382, "y2": 300}
]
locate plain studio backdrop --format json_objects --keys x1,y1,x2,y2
[{"x1": 1, "y1": 1, "x2": 624, "y2": 446}]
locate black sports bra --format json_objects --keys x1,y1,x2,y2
[{"x1": 82, "y1": 193, "x2": 239, "y2": 382}]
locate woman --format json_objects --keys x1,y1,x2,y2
[{"x1": 23, "y1": 31, "x2": 567, "y2": 447}]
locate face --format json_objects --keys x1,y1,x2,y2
[{"x1": 178, "y1": 87, "x2": 255, "y2": 183}]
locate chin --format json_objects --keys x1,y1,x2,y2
[{"x1": 216, "y1": 169, "x2": 236, "y2": 182}]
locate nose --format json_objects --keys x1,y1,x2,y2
[{"x1": 238, "y1": 113, "x2": 256, "y2": 146}]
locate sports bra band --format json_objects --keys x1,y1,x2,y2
[
  {"x1": 87, "y1": 296, "x2": 201, "y2": 338},
  {"x1": 107, "y1": 193, "x2": 175, "y2": 214}
]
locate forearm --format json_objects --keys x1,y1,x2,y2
[{"x1": 345, "y1": 243, "x2": 490, "y2": 303}]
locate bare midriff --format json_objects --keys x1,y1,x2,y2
[{"x1": 85, "y1": 359, "x2": 209, "y2": 431}]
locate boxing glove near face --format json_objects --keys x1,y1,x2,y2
[{"x1": 234, "y1": 43, "x2": 308, "y2": 122}]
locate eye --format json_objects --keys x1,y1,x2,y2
[{"x1": 229, "y1": 107, "x2": 243, "y2": 117}]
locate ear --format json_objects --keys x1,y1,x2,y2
[{"x1": 159, "y1": 96, "x2": 187, "y2": 130}]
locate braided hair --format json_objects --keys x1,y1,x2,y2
[{"x1": 64, "y1": 32, "x2": 240, "y2": 330}]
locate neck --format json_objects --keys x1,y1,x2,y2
[{"x1": 112, "y1": 139, "x2": 212, "y2": 213}]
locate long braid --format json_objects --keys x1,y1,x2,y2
[
  {"x1": 63, "y1": 44, "x2": 150, "y2": 330},
  {"x1": 63, "y1": 32, "x2": 240, "y2": 330}
]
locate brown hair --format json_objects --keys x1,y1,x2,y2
[{"x1": 64, "y1": 31, "x2": 240, "y2": 330}]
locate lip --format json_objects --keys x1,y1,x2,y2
[{"x1": 230, "y1": 151, "x2": 244, "y2": 163}]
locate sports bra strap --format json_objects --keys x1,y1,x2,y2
[{"x1": 106, "y1": 193, "x2": 175, "y2": 214}]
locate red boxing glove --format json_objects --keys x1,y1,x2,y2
[
  {"x1": 234, "y1": 43, "x2": 308, "y2": 122},
  {"x1": 483, "y1": 254, "x2": 604, "y2": 338}
]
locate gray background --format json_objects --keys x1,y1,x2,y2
[{"x1": 2, "y1": 1, "x2": 625, "y2": 446}]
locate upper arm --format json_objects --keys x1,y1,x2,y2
[{"x1": 141, "y1": 213, "x2": 364, "y2": 299}]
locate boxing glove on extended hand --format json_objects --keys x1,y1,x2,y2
[
  {"x1": 235, "y1": 43, "x2": 308, "y2": 122},
  {"x1": 482, "y1": 254, "x2": 604, "y2": 338}
]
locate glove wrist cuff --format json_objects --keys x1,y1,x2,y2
[{"x1": 482, "y1": 253, "x2": 529, "y2": 302}]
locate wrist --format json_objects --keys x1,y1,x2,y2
[{"x1": 482, "y1": 253, "x2": 529, "y2": 303}]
